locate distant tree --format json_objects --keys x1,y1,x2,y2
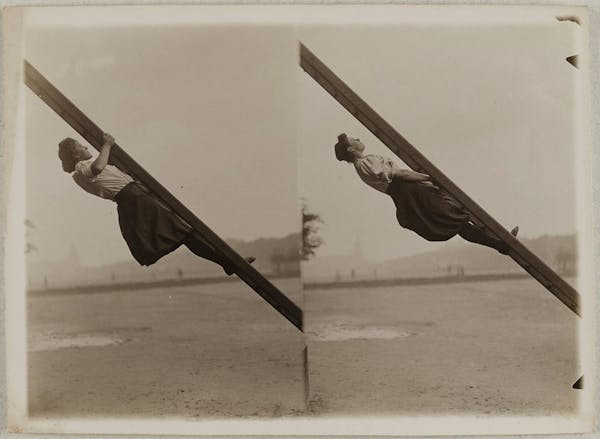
[
  {"x1": 302, "y1": 201, "x2": 324, "y2": 261},
  {"x1": 271, "y1": 246, "x2": 302, "y2": 275},
  {"x1": 269, "y1": 201, "x2": 322, "y2": 273},
  {"x1": 271, "y1": 250, "x2": 285, "y2": 275},
  {"x1": 555, "y1": 248, "x2": 576, "y2": 274}
]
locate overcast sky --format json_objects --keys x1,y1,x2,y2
[
  {"x1": 25, "y1": 25, "x2": 299, "y2": 267},
  {"x1": 22, "y1": 12, "x2": 582, "y2": 267},
  {"x1": 297, "y1": 21, "x2": 580, "y2": 261}
]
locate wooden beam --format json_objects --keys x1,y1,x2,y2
[
  {"x1": 299, "y1": 43, "x2": 581, "y2": 317},
  {"x1": 24, "y1": 60, "x2": 304, "y2": 331}
]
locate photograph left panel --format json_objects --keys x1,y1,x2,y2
[{"x1": 13, "y1": 10, "x2": 305, "y2": 425}]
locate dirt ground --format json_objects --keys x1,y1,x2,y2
[
  {"x1": 305, "y1": 277, "x2": 580, "y2": 416},
  {"x1": 27, "y1": 277, "x2": 580, "y2": 419},
  {"x1": 27, "y1": 278, "x2": 306, "y2": 419}
]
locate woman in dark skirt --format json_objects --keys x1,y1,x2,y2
[
  {"x1": 334, "y1": 133, "x2": 518, "y2": 253},
  {"x1": 58, "y1": 133, "x2": 254, "y2": 273}
]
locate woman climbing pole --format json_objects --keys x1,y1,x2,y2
[
  {"x1": 58, "y1": 133, "x2": 255, "y2": 273},
  {"x1": 334, "y1": 133, "x2": 518, "y2": 253}
]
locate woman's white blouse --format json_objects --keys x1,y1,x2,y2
[
  {"x1": 353, "y1": 154, "x2": 398, "y2": 193},
  {"x1": 72, "y1": 159, "x2": 134, "y2": 200}
]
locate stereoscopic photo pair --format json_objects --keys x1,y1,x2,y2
[{"x1": 3, "y1": 6, "x2": 593, "y2": 436}]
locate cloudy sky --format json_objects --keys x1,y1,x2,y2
[
  {"x1": 24, "y1": 24, "x2": 299, "y2": 267},
  {"x1": 297, "y1": 20, "x2": 581, "y2": 261}
]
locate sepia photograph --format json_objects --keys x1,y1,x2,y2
[
  {"x1": 1, "y1": 4, "x2": 596, "y2": 437},
  {"x1": 6, "y1": 8, "x2": 307, "y2": 432},
  {"x1": 297, "y1": 15, "x2": 591, "y2": 421}
]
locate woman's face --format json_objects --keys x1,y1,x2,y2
[
  {"x1": 347, "y1": 137, "x2": 366, "y2": 155},
  {"x1": 73, "y1": 141, "x2": 93, "y2": 161}
]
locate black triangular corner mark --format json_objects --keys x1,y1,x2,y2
[
  {"x1": 572, "y1": 375, "x2": 583, "y2": 389},
  {"x1": 566, "y1": 55, "x2": 579, "y2": 69},
  {"x1": 556, "y1": 16, "x2": 581, "y2": 25}
]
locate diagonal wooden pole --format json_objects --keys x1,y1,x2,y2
[
  {"x1": 24, "y1": 59, "x2": 304, "y2": 331},
  {"x1": 299, "y1": 43, "x2": 581, "y2": 317}
]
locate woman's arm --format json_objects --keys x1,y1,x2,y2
[
  {"x1": 392, "y1": 168, "x2": 431, "y2": 182},
  {"x1": 91, "y1": 133, "x2": 115, "y2": 176}
]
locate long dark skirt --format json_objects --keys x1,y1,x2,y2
[
  {"x1": 114, "y1": 182, "x2": 192, "y2": 266},
  {"x1": 386, "y1": 178, "x2": 470, "y2": 241}
]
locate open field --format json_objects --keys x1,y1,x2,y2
[
  {"x1": 28, "y1": 276, "x2": 580, "y2": 419},
  {"x1": 27, "y1": 278, "x2": 305, "y2": 419},
  {"x1": 305, "y1": 277, "x2": 580, "y2": 416},
  {"x1": 304, "y1": 272, "x2": 531, "y2": 290}
]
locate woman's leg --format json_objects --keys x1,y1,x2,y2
[
  {"x1": 183, "y1": 232, "x2": 255, "y2": 275},
  {"x1": 458, "y1": 222, "x2": 511, "y2": 254},
  {"x1": 183, "y1": 232, "x2": 235, "y2": 273}
]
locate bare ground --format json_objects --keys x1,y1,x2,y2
[
  {"x1": 27, "y1": 278, "x2": 305, "y2": 419},
  {"x1": 27, "y1": 277, "x2": 579, "y2": 419},
  {"x1": 305, "y1": 277, "x2": 579, "y2": 416}
]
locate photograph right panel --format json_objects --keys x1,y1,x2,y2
[{"x1": 296, "y1": 12, "x2": 588, "y2": 420}]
